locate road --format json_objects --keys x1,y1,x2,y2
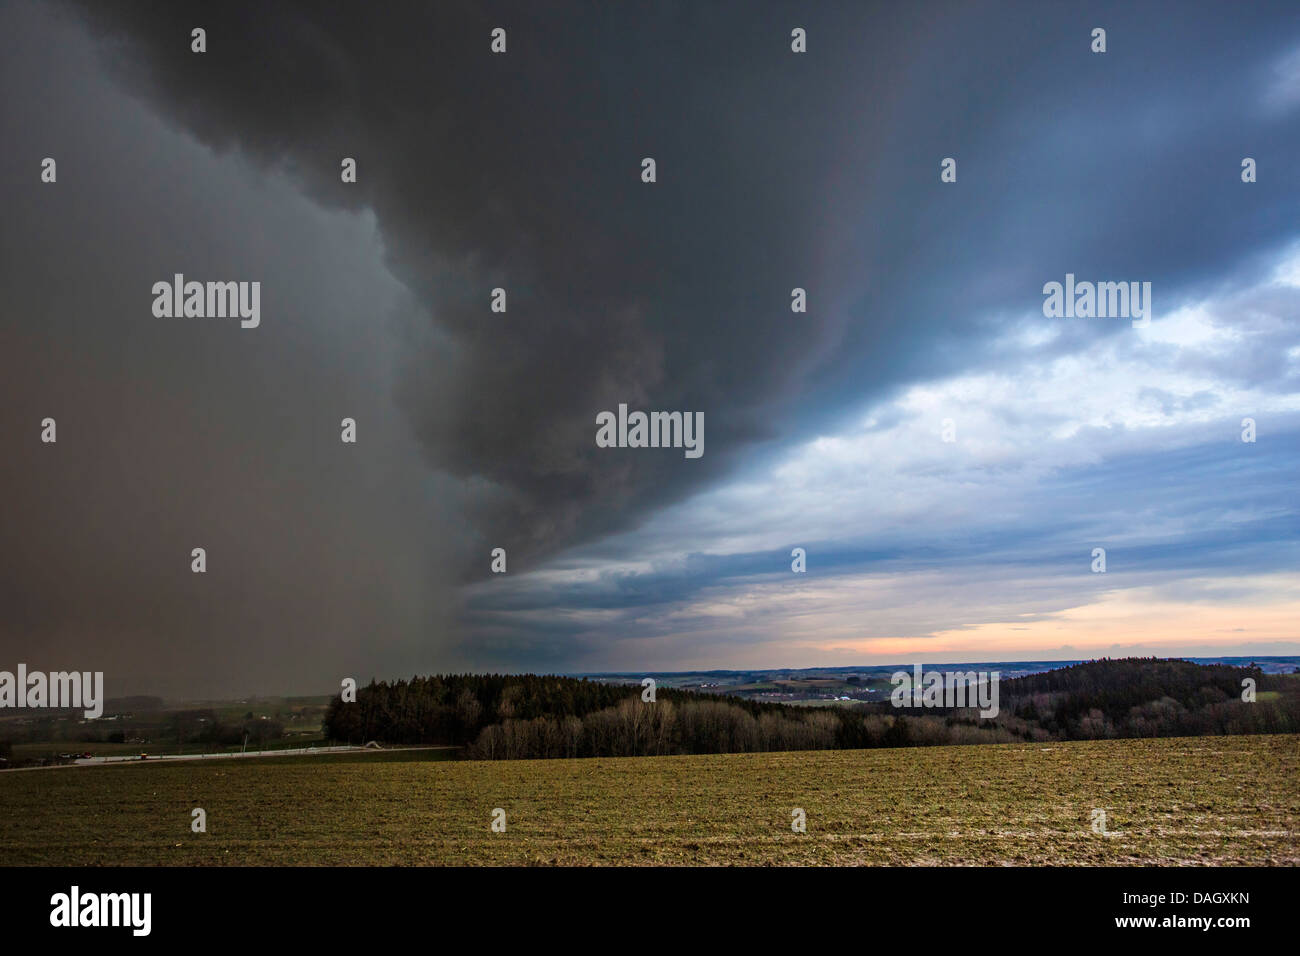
[{"x1": 2, "y1": 744, "x2": 453, "y2": 771}]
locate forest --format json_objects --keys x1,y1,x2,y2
[{"x1": 321, "y1": 658, "x2": 1300, "y2": 760}]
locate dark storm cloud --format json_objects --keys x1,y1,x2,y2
[
  {"x1": 61, "y1": 0, "x2": 920, "y2": 574},
  {"x1": 59, "y1": 0, "x2": 1300, "y2": 580}
]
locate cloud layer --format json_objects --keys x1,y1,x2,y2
[{"x1": 1, "y1": 1, "x2": 1297, "y2": 691}]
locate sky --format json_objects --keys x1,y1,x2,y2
[{"x1": 1, "y1": 0, "x2": 1297, "y2": 697}]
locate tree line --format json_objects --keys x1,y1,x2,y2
[{"x1": 321, "y1": 659, "x2": 1300, "y2": 760}]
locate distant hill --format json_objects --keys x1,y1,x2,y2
[
  {"x1": 986, "y1": 657, "x2": 1297, "y2": 741},
  {"x1": 104, "y1": 696, "x2": 165, "y2": 714}
]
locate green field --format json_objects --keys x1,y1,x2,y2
[{"x1": 1, "y1": 735, "x2": 1295, "y2": 865}]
